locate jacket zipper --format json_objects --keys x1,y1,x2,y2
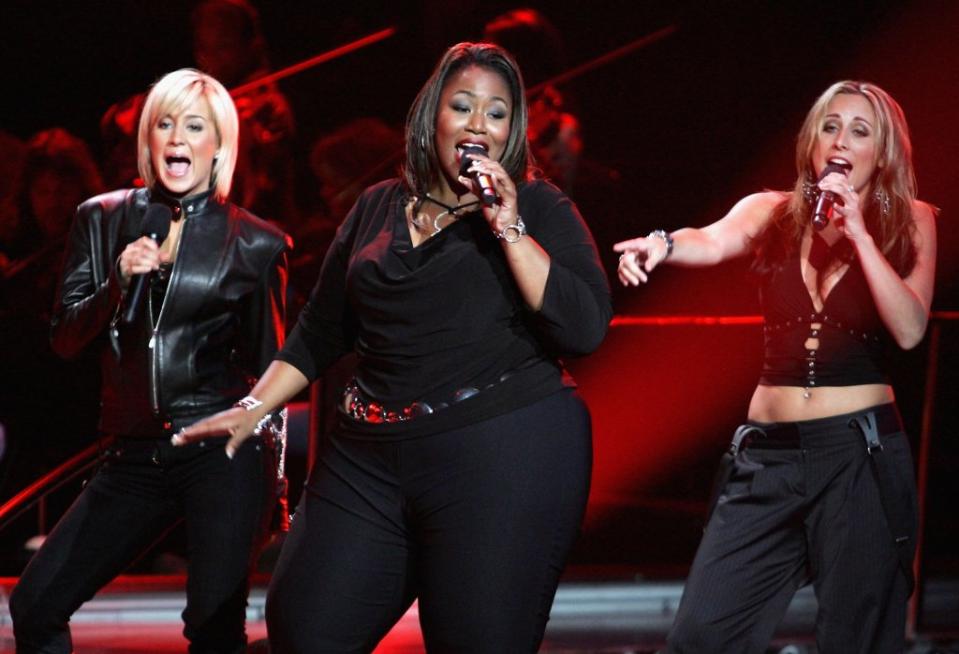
[{"x1": 148, "y1": 218, "x2": 187, "y2": 416}]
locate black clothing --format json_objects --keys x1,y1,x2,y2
[
  {"x1": 10, "y1": 436, "x2": 277, "y2": 654},
  {"x1": 11, "y1": 187, "x2": 290, "y2": 653},
  {"x1": 668, "y1": 404, "x2": 915, "y2": 654},
  {"x1": 268, "y1": 178, "x2": 610, "y2": 651},
  {"x1": 669, "y1": 225, "x2": 917, "y2": 653},
  {"x1": 266, "y1": 388, "x2": 592, "y2": 654},
  {"x1": 758, "y1": 252, "x2": 889, "y2": 387},
  {"x1": 278, "y1": 178, "x2": 611, "y2": 438},
  {"x1": 51, "y1": 187, "x2": 290, "y2": 437}
]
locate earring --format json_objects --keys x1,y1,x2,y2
[
  {"x1": 873, "y1": 187, "x2": 891, "y2": 219},
  {"x1": 801, "y1": 174, "x2": 818, "y2": 205}
]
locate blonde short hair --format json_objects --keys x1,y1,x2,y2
[{"x1": 137, "y1": 68, "x2": 239, "y2": 200}]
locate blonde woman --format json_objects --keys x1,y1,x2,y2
[{"x1": 10, "y1": 68, "x2": 290, "y2": 653}]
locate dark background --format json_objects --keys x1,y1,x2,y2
[{"x1": 1, "y1": 0, "x2": 956, "y2": 588}]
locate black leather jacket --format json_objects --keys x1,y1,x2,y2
[{"x1": 51, "y1": 187, "x2": 290, "y2": 438}]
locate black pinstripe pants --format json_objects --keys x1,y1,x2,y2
[{"x1": 667, "y1": 403, "x2": 916, "y2": 654}]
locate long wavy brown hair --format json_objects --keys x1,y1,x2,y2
[{"x1": 754, "y1": 81, "x2": 919, "y2": 277}]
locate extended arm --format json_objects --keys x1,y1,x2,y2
[
  {"x1": 613, "y1": 191, "x2": 783, "y2": 285},
  {"x1": 173, "y1": 359, "x2": 309, "y2": 457}
]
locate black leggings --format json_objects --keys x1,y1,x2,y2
[{"x1": 266, "y1": 388, "x2": 592, "y2": 653}]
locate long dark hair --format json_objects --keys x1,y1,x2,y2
[
  {"x1": 402, "y1": 42, "x2": 533, "y2": 199},
  {"x1": 754, "y1": 81, "x2": 920, "y2": 277}
]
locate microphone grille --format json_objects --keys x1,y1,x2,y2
[
  {"x1": 141, "y1": 204, "x2": 173, "y2": 242},
  {"x1": 818, "y1": 162, "x2": 850, "y2": 181},
  {"x1": 458, "y1": 144, "x2": 488, "y2": 177}
]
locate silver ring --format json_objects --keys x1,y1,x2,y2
[{"x1": 847, "y1": 184, "x2": 855, "y2": 193}]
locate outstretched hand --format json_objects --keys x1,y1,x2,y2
[
  {"x1": 613, "y1": 235, "x2": 669, "y2": 286},
  {"x1": 171, "y1": 406, "x2": 260, "y2": 459}
]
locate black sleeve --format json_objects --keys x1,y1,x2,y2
[
  {"x1": 240, "y1": 234, "x2": 291, "y2": 376},
  {"x1": 49, "y1": 198, "x2": 125, "y2": 360},
  {"x1": 274, "y1": 192, "x2": 365, "y2": 381},
  {"x1": 523, "y1": 182, "x2": 612, "y2": 356}
]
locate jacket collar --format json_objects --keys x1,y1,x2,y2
[{"x1": 149, "y1": 187, "x2": 218, "y2": 220}]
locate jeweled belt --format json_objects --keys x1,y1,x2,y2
[{"x1": 341, "y1": 372, "x2": 515, "y2": 423}]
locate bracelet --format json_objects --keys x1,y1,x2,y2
[
  {"x1": 496, "y1": 216, "x2": 526, "y2": 243},
  {"x1": 234, "y1": 395, "x2": 263, "y2": 411},
  {"x1": 648, "y1": 229, "x2": 674, "y2": 258}
]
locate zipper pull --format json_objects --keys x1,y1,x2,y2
[{"x1": 149, "y1": 334, "x2": 156, "y2": 349}]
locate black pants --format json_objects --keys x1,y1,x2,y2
[
  {"x1": 265, "y1": 388, "x2": 592, "y2": 653},
  {"x1": 667, "y1": 403, "x2": 917, "y2": 654},
  {"x1": 9, "y1": 435, "x2": 276, "y2": 654}
]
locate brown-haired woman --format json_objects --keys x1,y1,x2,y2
[{"x1": 616, "y1": 80, "x2": 936, "y2": 653}]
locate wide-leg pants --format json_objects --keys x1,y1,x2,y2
[
  {"x1": 265, "y1": 388, "x2": 593, "y2": 654},
  {"x1": 667, "y1": 403, "x2": 917, "y2": 654},
  {"x1": 9, "y1": 435, "x2": 276, "y2": 654}
]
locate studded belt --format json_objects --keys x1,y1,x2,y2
[{"x1": 341, "y1": 372, "x2": 516, "y2": 423}]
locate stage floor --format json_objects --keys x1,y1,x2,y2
[{"x1": 1, "y1": 577, "x2": 957, "y2": 653}]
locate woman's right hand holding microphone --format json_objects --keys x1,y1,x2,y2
[{"x1": 118, "y1": 236, "x2": 168, "y2": 290}]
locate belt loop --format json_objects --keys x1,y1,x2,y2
[{"x1": 850, "y1": 411, "x2": 882, "y2": 454}]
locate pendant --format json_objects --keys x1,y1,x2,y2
[
  {"x1": 803, "y1": 388, "x2": 811, "y2": 399},
  {"x1": 431, "y1": 210, "x2": 451, "y2": 236}
]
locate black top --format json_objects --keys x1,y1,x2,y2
[
  {"x1": 278, "y1": 178, "x2": 612, "y2": 438},
  {"x1": 758, "y1": 250, "x2": 889, "y2": 387},
  {"x1": 51, "y1": 187, "x2": 290, "y2": 437}
]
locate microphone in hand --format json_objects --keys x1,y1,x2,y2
[
  {"x1": 458, "y1": 145, "x2": 499, "y2": 207},
  {"x1": 811, "y1": 162, "x2": 852, "y2": 231},
  {"x1": 122, "y1": 204, "x2": 173, "y2": 325}
]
